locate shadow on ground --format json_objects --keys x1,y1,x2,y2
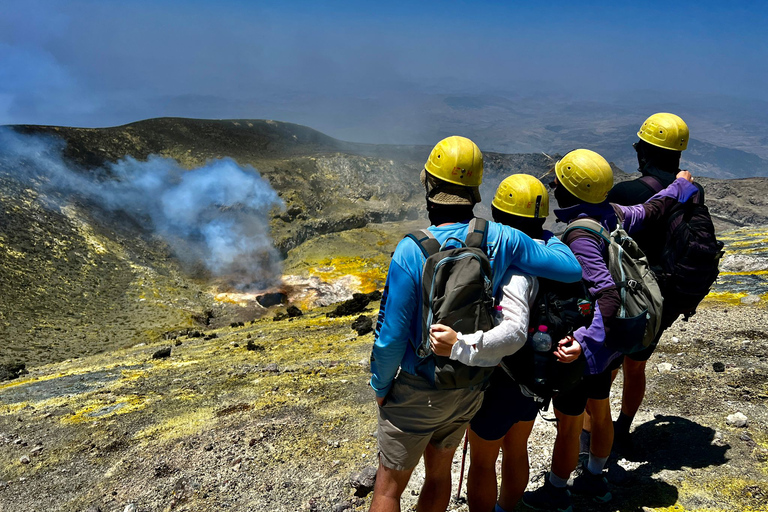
[{"x1": 602, "y1": 414, "x2": 730, "y2": 511}]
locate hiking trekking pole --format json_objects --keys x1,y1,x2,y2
[{"x1": 456, "y1": 428, "x2": 469, "y2": 500}]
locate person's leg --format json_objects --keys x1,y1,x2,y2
[
  {"x1": 498, "y1": 419, "x2": 535, "y2": 511},
  {"x1": 369, "y1": 457, "x2": 415, "y2": 512},
  {"x1": 466, "y1": 429, "x2": 504, "y2": 512},
  {"x1": 619, "y1": 357, "x2": 647, "y2": 425},
  {"x1": 551, "y1": 409, "x2": 584, "y2": 480},
  {"x1": 417, "y1": 442, "x2": 459, "y2": 512},
  {"x1": 585, "y1": 398, "x2": 613, "y2": 460},
  {"x1": 569, "y1": 392, "x2": 613, "y2": 502},
  {"x1": 522, "y1": 409, "x2": 576, "y2": 512}
]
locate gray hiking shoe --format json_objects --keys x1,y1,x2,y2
[
  {"x1": 568, "y1": 467, "x2": 612, "y2": 503},
  {"x1": 522, "y1": 476, "x2": 573, "y2": 512}
]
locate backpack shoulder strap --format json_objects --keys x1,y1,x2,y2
[
  {"x1": 405, "y1": 229, "x2": 441, "y2": 258},
  {"x1": 639, "y1": 175, "x2": 664, "y2": 194},
  {"x1": 563, "y1": 218, "x2": 611, "y2": 245},
  {"x1": 464, "y1": 217, "x2": 488, "y2": 249}
]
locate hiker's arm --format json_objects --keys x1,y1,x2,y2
[
  {"x1": 370, "y1": 257, "x2": 418, "y2": 400},
  {"x1": 441, "y1": 274, "x2": 536, "y2": 366},
  {"x1": 567, "y1": 235, "x2": 621, "y2": 374},
  {"x1": 494, "y1": 225, "x2": 582, "y2": 288},
  {"x1": 617, "y1": 175, "x2": 699, "y2": 234}
]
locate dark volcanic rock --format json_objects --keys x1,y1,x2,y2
[
  {"x1": 327, "y1": 293, "x2": 371, "y2": 318},
  {"x1": 0, "y1": 363, "x2": 28, "y2": 382},
  {"x1": 246, "y1": 340, "x2": 264, "y2": 352},
  {"x1": 152, "y1": 347, "x2": 172, "y2": 359},
  {"x1": 287, "y1": 305, "x2": 303, "y2": 317},
  {"x1": 349, "y1": 465, "x2": 377, "y2": 497},
  {"x1": 351, "y1": 315, "x2": 373, "y2": 336},
  {"x1": 713, "y1": 362, "x2": 726, "y2": 373},
  {"x1": 257, "y1": 292, "x2": 287, "y2": 308}
]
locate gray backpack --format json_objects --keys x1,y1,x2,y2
[
  {"x1": 563, "y1": 215, "x2": 663, "y2": 354},
  {"x1": 406, "y1": 218, "x2": 496, "y2": 389}
]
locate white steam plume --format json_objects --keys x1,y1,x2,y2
[{"x1": 0, "y1": 128, "x2": 283, "y2": 290}]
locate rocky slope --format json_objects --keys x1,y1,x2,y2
[{"x1": 0, "y1": 295, "x2": 766, "y2": 512}]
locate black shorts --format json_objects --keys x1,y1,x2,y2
[
  {"x1": 626, "y1": 310, "x2": 681, "y2": 362},
  {"x1": 552, "y1": 368, "x2": 613, "y2": 417},
  {"x1": 470, "y1": 368, "x2": 539, "y2": 441}
]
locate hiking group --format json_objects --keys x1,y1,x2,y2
[{"x1": 368, "y1": 113, "x2": 723, "y2": 512}]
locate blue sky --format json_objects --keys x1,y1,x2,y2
[{"x1": 1, "y1": 0, "x2": 767, "y2": 132}]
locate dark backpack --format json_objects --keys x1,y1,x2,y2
[
  {"x1": 640, "y1": 176, "x2": 725, "y2": 319},
  {"x1": 407, "y1": 218, "x2": 496, "y2": 390},
  {"x1": 500, "y1": 278, "x2": 591, "y2": 401},
  {"x1": 564, "y1": 215, "x2": 664, "y2": 354}
]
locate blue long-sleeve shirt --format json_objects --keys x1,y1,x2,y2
[{"x1": 369, "y1": 220, "x2": 583, "y2": 398}]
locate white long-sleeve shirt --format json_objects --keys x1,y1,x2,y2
[{"x1": 449, "y1": 266, "x2": 539, "y2": 367}]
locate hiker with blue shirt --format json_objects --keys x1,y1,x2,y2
[
  {"x1": 429, "y1": 174, "x2": 584, "y2": 512},
  {"x1": 522, "y1": 149, "x2": 697, "y2": 512},
  {"x1": 368, "y1": 137, "x2": 583, "y2": 512}
]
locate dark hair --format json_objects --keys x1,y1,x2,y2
[
  {"x1": 492, "y1": 205, "x2": 545, "y2": 239},
  {"x1": 427, "y1": 201, "x2": 475, "y2": 225},
  {"x1": 636, "y1": 139, "x2": 681, "y2": 173},
  {"x1": 553, "y1": 180, "x2": 581, "y2": 208}
]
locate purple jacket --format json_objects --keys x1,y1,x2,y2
[{"x1": 554, "y1": 177, "x2": 698, "y2": 374}]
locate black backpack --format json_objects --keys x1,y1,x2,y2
[
  {"x1": 640, "y1": 176, "x2": 725, "y2": 319},
  {"x1": 407, "y1": 218, "x2": 496, "y2": 390},
  {"x1": 500, "y1": 278, "x2": 591, "y2": 401}
]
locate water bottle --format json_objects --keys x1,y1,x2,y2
[{"x1": 531, "y1": 325, "x2": 552, "y2": 386}]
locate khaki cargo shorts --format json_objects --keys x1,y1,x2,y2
[{"x1": 376, "y1": 371, "x2": 484, "y2": 471}]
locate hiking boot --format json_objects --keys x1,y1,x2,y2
[
  {"x1": 522, "y1": 476, "x2": 573, "y2": 512},
  {"x1": 568, "y1": 466, "x2": 612, "y2": 503}
]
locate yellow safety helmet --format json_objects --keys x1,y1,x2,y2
[
  {"x1": 637, "y1": 113, "x2": 689, "y2": 151},
  {"x1": 492, "y1": 174, "x2": 549, "y2": 218},
  {"x1": 554, "y1": 149, "x2": 613, "y2": 204},
  {"x1": 424, "y1": 136, "x2": 483, "y2": 187}
]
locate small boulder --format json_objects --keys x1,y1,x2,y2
[
  {"x1": 152, "y1": 347, "x2": 172, "y2": 359},
  {"x1": 328, "y1": 293, "x2": 371, "y2": 318},
  {"x1": 656, "y1": 362, "x2": 673, "y2": 374},
  {"x1": 351, "y1": 315, "x2": 373, "y2": 336},
  {"x1": 713, "y1": 362, "x2": 725, "y2": 373},
  {"x1": 726, "y1": 412, "x2": 748, "y2": 428},
  {"x1": 349, "y1": 465, "x2": 377, "y2": 497},
  {"x1": 246, "y1": 340, "x2": 264, "y2": 352},
  {"x1": 19, "y1": 455, "x2": 30, "y2": 465},
  {"x1": 257, "y1": 292, "x2": 287, "y2": 308},
  {"x1": 287, "y1": 305, "x2": 303, "y2": 318},
  {"x1": 711, "y1": 431, "x2": 728, "y2": 447},
  {"x1": 0, "y1": 363, "x2": 28, "y2": 382}
]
